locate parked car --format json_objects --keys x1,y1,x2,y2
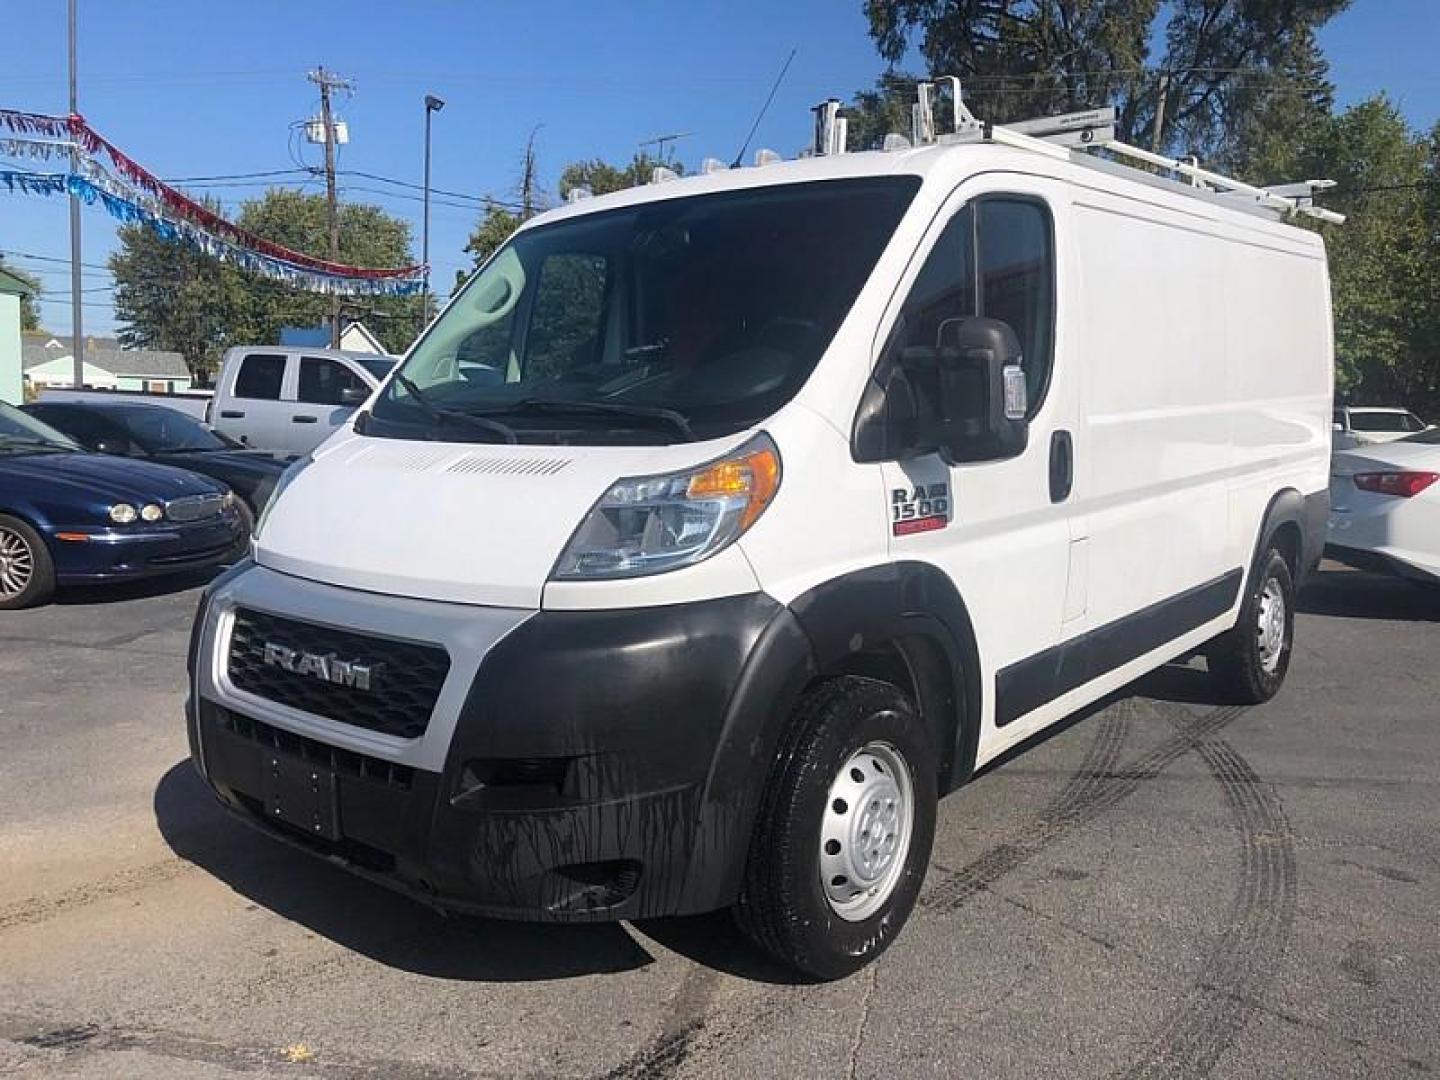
[
  {"x1": 187, "y1": 112, "x2": 1333, "y2": 981},
  {"x1": 1328, "y1": 427, "x2": 1440, "y2": 586},
  {"x1": 0, "y1": 401, "x2": 243, "y2": 609},
  {"x1": 207, "y1": 347, "x2": 396, "y2": 456},
  {"x1": 1332, "y1": 406, "x2": 1432, "y2": 451},
  {"x1": 24, "y1": 399, "x2": 288, "y2": 537}
]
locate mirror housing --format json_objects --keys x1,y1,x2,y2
[
  {"x1": 340, "y1": 386, "x2": 370, "y2": 407},
  {"x1": 853, "y1": 316, "x2": 1030, "y2": 464}
]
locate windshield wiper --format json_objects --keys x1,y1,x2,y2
[
  {"x1": 469, "y1": 399, "x2": 696, "y2": 442},
  {"x1": 392, "y1": 374, "x2": 518, "y2": 445}
]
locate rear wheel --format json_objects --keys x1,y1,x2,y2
[
  {"x1": 735, "y1": 677, "x2": 937, "y2": 980},
  {"x1": 0, "y1": 515, "x2": 56, "y2": 610},
  {"x1": 1206, "y1": 548, "x2": 1294, "y2": 704}
]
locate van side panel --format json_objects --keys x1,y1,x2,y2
[
  {"x1": 1223, "y1": 234, "x2": 1333, "y2": 570},
  {"x1": 1069, "y1": 192, "x2": 1236, "y2": 635}
]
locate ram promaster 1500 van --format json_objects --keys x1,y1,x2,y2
[{"x1": 186, "y1": 89, "x2": 1339, "y2": 979}]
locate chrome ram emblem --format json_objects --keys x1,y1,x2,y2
[{"x1": 262, "y1": 642, "x2": 377, "y2": 691}]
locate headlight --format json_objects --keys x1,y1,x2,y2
[
  {"x1": 253, "y1": 454, "x2": 312, "y2": 541},
  {"x1": 109, "y1": 503, "x2": 137, "y2": 524},
  {"x1": 553, "y1": 434, "x2": 781, "y2": 580},
  {"x1": 140, "y1": 503, "x2": 164, "y2": 523}
]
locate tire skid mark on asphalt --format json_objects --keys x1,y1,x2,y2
[
  {"x1": 1115, "y1": 707, "x2": 1297, "y2": 1080},
  {"x1": 0, "y1": 1010, "x2": 475, "y2": 1078},
  {"x1": 0, "y1": 857, "x2": 193, "y2": 933},
  {"x1": 665, "y1": 696, "x2": 1146, "y2": 1078},
  {"x1": 920, "y1": 699, "x2": 1147, "y2": 912},
  {"x1": 596, "y1": 964, "x2": 722, "y2": 1080}
]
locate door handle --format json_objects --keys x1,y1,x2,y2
[
  {"x1": 219, "y1": 410, "x2": 245, "y2": 419},
  {"x1": 292, "y1": 415, "x2": 318, "y2": 424},
  {"x1": 1049, "y1": 430, "x2": 1073, "y2": 503}
]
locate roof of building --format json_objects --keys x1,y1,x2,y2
[
  {"x1": 21, "y1": 340, "x2": 190, "y2": 379},
  {"x1": 0, "y1": 267, "x2": 35, "y2": 297}
]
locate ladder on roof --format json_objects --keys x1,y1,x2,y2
[{"x1": 815, "y1": 78, "x2": 1344, "y2": 225}]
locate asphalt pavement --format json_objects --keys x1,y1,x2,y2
[{"x1": 0, "y1": 565, "x2": 1436, "y2": 1078}]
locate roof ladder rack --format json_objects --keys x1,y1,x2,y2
[{"x1": 909, "y1": 80, "x2": 1345, "y2": 225}]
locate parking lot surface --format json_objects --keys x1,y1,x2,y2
[{"x1": 0, "y1": 566, "x2": 1436, "y2": 1078}]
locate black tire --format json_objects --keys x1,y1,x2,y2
[
  {"x1": 1206, "y1": 548, "x2": 1295, "y2": 704},
  {"x1": 0, "y1": 514, "x2": 57, "y2": 610},
  {"x1": 228, "y1": 499, "x2": 256, "y2": 563},
  {"x1": 735, "y1": 676, "x2": 938, "y2": 981}
]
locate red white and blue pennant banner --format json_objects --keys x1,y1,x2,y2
[{"x1": 0, "y1": 109, "x2": 424, "y2": 297}]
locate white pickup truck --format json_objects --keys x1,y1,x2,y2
[{"x1": 207, "y1": 347, "x2": 395, "y2": 456}]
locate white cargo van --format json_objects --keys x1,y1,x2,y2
[
  {"x1": 186, "y1": 94, "x2": 1336, "y2": 979},
  {"x1": 208, "y1": 347, "x2": 395, "y2": 456}
]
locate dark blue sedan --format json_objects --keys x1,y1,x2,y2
[{"x1": 0, "y1": 401, "x2": 244, "y2": 609}]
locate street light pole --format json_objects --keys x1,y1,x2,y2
[
  {"x1": 422, "y1": 94, "x2": 444, "y2": 328},
  {"x1": 67, "y1": 0, "x2": 84, "y2": 388}
]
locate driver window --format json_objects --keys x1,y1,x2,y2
[{"x1": 886, "y1": 196, "x2": 1055, "y2": 416}]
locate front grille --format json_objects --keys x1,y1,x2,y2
[
  {"x1": 227, "y1": 608, "x2": 449, "y2": 739},
  {"x1": 166, "y1": 493, "x2": 225, "y2": 523},
  {"x1": 215, "y1": 706, "x2": 414, "y2": 791},
  {"x1": 148, "y1": 540, "x2": 232, "y2": 566}
]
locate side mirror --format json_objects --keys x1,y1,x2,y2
[
  {"x1": 340, "y1": 386, "x2": 369, "y2": 407},
  {"x1": 853, "y1": 316, "x2": 1030, "y2": 464}
]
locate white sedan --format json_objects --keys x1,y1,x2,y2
[{"x1": 1328, "y1": 428, "x2": 1440, "y2": 586}]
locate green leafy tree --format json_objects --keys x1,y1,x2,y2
[
  {"x1": 235, "y1": 190, "x2": 422, "y2": 354},
  {"x1": 7, "y1": 266, "x2": 43, "y2": 331},
  {"x1": 1302, "y1": 99, "x2": 1433, "y2": 410},
  {"x1": 462, "y1": 202, "x2": 524, "y2": 273},
  {"x1": 111, "y1": 191, "x2": 421, "y2": 379},
  {"x1": 110, "y1": 205, "x2": 256, "y2": 383},
  {"x1": 558, "y1": 152, "x2": 682, "y2": 200},
  {"x1": 855, "y1": 0, "x2": 1349, "y2": 159}
]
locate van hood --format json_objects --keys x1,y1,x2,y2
[{"x1": 252, "y1": 431, "x2": 747, "y2": 608}]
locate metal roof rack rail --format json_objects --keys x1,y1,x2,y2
[{"x1": 909, "y1": 80, "x2": 1345, "y2": 225}]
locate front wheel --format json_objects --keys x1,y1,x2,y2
[
  {"x1": 735, "y1": 677, "x2": 938, "y2": 980},
  {"x1": 0, "y1": 514, "x2": 56, "y2": 610},
  {"x1": 1206, "y1": 548, "x2": 1295, "y2": 704}
]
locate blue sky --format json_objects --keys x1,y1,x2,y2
[{"x1": 2, "y1": 0, "x2": 1435, "y2": 338}]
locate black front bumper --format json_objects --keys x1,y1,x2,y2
[{"x1": 190, "y1": 590, "x2": 816, "y2": 922}]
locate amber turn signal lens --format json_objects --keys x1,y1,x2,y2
[{"x1": 687, "y1": 445, "x2": 781, "y2": 528}]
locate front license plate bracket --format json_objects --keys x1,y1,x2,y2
[{"x1": 261, "y1": 754, "x2": 340, "y2": 841}]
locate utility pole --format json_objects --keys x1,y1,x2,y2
[
  {"x1": 421, "y1": 94, "x2": 444, "y2": 328},
  {"x1": 67, "y1": 0, "x2": 84, "y2": 388},
  {"x1": 1150, "y1": 71, "x2": 1170, "y2": 154},
  {"x1": 308, "y1": 67, "x2": 351, "y2": 348}
]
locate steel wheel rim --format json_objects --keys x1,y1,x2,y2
[
  {"x1": 1256, "y1": 576, "x2": 1287, "y2": 673},
  {"x1": 0, "y1": 525, "x2": 35, "y2": 600},
  {"x1": 819, "y1": 740, "x2": 914, "y2": 922}
]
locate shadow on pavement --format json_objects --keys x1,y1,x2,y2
[
  {"x1": 153, "y1": 761, "x2": 657, "y2": 982},
  {"x1": 1298, "y1": 567, "x2": 1438, "y2": 623},
  {"x1": 57, "y1": 566, "x2": 221, "y2": 606}
]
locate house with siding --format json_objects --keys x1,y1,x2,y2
[{"x1": 21, "y1": 335, "x2": 193, "y2": 393}]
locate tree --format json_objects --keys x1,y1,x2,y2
[
  {"x1": 111, "y1": 190, "x2": 421, "y2": 379},
  {"x1": 856, "y1": 0, "x2": 1349, "y2": 160},
  {"x1": 4, "y1": 266, "x2": 43, "y2": 331},
  {"x1": 461, "y1": 202, "x2": 524, "y2": 273},
  {"x1": 558, "y1": 152, "x2": 682, "y2": 200},
  {"x1": 1301, "y1": 98, "x2": 1434, "y2": 410},
  {"x1": 110, "y1": 204, "x2": 256, "y2": 383}
]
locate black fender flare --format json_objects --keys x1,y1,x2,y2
[
  {"x1": 1249, "y1": 486, "x2": 1328, "y2": 591},
  {"x1": 786, "y1": 560, "x2": 981, "y2": 792},
  {"x1": 681, "y1": 562, "x2": 982, "y2": 912}
]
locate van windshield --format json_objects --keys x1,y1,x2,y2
[{"x1": 365, "y1": 177, "x2": 919, "y2": 444}]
